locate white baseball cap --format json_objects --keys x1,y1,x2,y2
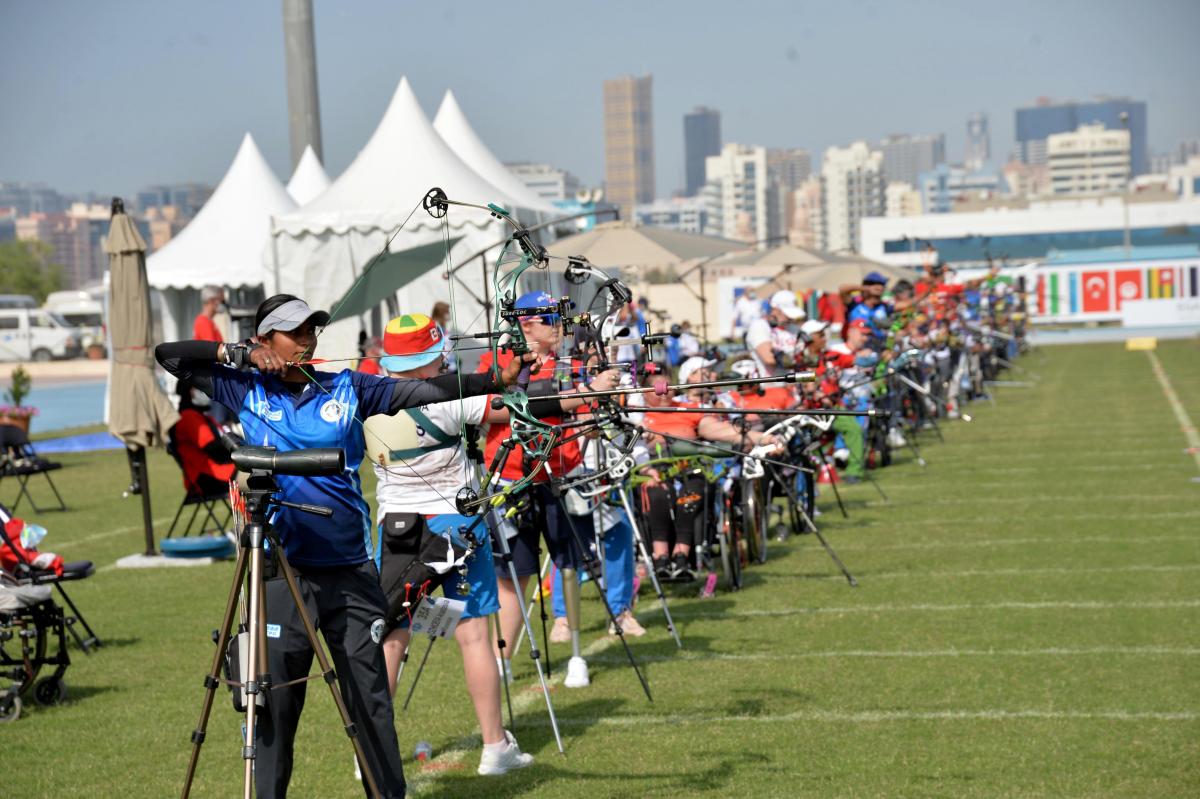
[
  {"x1": 800, "y1": 319, "x2": 829, "y2": 336},
  {"x1": 677, "y1": 356, "x2": 718, "y2": 385},
  {"x1": 770, "y1": 290, "x2": 806, "y2": 320}
]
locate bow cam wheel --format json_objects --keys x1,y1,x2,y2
[{"x1": 423, "y1": 187, "x2": 449, "y2": 218}]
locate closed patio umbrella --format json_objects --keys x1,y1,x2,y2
[{"x1": 105, "y1": 198, "x2": 179, "y2": 555}]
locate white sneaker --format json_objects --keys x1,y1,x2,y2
[
  {"x1": 496, "y1": 656, "x2": 514, "y2": 685},
  {"x1": 354, "y1": 754, "x2": 362, "y2": 781},
  {"x1": 564, "y1": 655, "x2": 590, "y2": 688},
  {"x1": 549, "y1": 616, "x2": 571, "y2": 644},
  {"x1": 833, "y1": 448, "x2": 850, "y2": 467},
  {"x1": 886, "y1": 428, "x2": 907, "y2": 448},
  {"x1": 477, "y1": 729, "x2": 534, "y2": 776}
]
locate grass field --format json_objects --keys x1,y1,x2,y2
[{"x1": 4, "y1": 339, "x2": 1199, "y2": 798}]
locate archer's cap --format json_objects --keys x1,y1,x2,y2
[
  {"x1": 847, "y1": 318, "x2": 872, "y2": 333},
  {"x1": 769, "y1": 290, "x2": 806, "y2": 320},
  {"x1": 800, "y1": 319, "x2": 830, "y2": 336},
  {"x1": 256, "y1": 298, "x2": 330, "y2": 337},
  {"x1": 515, "y1": 290, "x2": 560, "y2": 325},
  {"x1": 677, "y1": 356, "x2": 718, "y2": 385},
  {"x1": 380, "y1": 314, "x2": 445, "y2": 372},
  {"x1": 863, "y1": 271, "x2": 889, "y2": 286}
]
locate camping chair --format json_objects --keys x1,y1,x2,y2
[
  {"x1": 0, "y1": 424, "x2": 67, "y2": 513},
  {"x1": 0, "y1": 504, "x2": 100, "y2": 653},
  {"x1": 165, "y1": 439, "x2": 232, "y2": 538}
]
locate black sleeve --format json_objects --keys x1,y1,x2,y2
[
  {"x1": 386, "y1": 371, "x2": 501, "y2": 413},
  {"x1": 527, "y1": 396, "x2": 566, "y2": 418},
  {"x1": 155, "y1": 341, "x2": 221, "y2": 395}
]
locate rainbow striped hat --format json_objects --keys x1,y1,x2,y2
[{"x1": 380, "y1": 314, "x2": 445, "y2": 372}]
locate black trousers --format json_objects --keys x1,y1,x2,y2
[
  {"x1": 256, "y1": 560, "x2": 406, "y2": 799},
  {"x1": 640, "y1": 473, "x2": 707, "y2": 550}
]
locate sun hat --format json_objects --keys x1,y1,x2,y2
[
  {"x1": 379, "y1": 313, "x2": 446, "y2": 372},
  {"x1": 256, "y1": 298, "x2": 331, "y2": 337},
  {"x1": 677, "y1": 355, "x2": 718, "y2": 385}
]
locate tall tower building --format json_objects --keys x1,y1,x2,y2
[
  {"x1": 703, "y1": 143, "x2": 776, "y2": 245},
  {"x1": 1016, "y1": 97, "x2": 1147, "y2": 174},
  {"x1": 683, "y1": 107, "x2": 721, "y2": 197},
  {"x1": 965, "y1": 112, "x2": 990, "y2": 171},
  {"x1": 603, "y1": 75, "x2": 655, "y2": 219},
  {"x1": 818, "y1": 141, "x2": 885, "y2": 253},
  {"x1": 1047, "y1": 123, "x2": 1130, "y2": 196},
  {"x1": 878, "y1": 134, "x2": 945, "y2": 187}
]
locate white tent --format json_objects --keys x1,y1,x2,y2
[
  {"x1": 286, "y1": 144, "x2": 332, "y2": 205},
  {"x1": 433, "y1": 90, "x2": 559, "y2": 215},
  {"x1": 148, "y1": 132, "x2": 296, "y2": 341},
  {"x1": 267, "y1": 76, "x2": 549, "y2": 362}
]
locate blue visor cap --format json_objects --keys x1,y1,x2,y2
[
  {"x1": 863, "y1": 271, "x2": 889, "y2": 286},
  {"x1": 515, "y1": 290, "x2": 560, "y2": 325}
]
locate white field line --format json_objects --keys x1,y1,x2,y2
[
  {"x1": 525, "y1": 709, "x2": 1200, "y2": 728},
  {"x1": 864, "y1": 494, "x2": 1186, "y2": 508},
  {"x1": 67, "y1": 516, "x2": 176, "y2": 547},
  {"x1": 831, "y1": 533, "x2": 1197, "y2": 552},
  {"x1": 591, "y1": 646, "x2": 1200, "y2": 665},
  {"x1": 1146, "y1": 350, "x2": 1200, "y2": 474},
  {"x1": 646, "y1": 599, "x2": 1200, "y2": 623},
  {"x1": 759, "y1": 564, "x2": 1200, "y2": 581},
  {"x1": 829, "y1": 510, "x2": 1200, "y2": 528}
]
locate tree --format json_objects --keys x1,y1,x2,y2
[{"x1": 0, "y1": 239, "x2": 63, "y2": 302}]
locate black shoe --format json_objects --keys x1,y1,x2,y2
[
  {"x1": 653, "y1": 556, "x2": 671, "y2": 580},
  {"x1": 672, "y1": 553, "x2": 695, "y2": 582}
]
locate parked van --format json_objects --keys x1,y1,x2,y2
[
  {"x1": 0, "y1": 308, "x2": 82, "y2": 361},
  {"x1": 43, "y1": 290, "x2": 104, "y2": 353}
]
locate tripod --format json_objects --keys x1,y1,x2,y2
[{"x1": 181, "y1": 469, "x2": 384, "y2": 799}]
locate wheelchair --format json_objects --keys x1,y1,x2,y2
[{"x1": 0, "y1": 585, "x2": 72, "y2": 722}]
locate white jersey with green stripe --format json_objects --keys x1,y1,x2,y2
[{"x1": 365, "y1": 395, "x2": 489, "y2": 515}]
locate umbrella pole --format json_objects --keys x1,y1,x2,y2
[{"x1": 135, "y1": 445, "x2": 156, "y2": 555}]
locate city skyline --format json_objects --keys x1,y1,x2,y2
[{"x1": 3, "y1": 0, "x2": 1199, "y2": 199}]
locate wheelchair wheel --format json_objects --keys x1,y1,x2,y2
[
  {"x1": 719, "y1": 496, "x2": 743, "y2": 591},
  {"x1": 0, "y1": 693, "x2": 20, "y2": 723},
  {"x1": 742, "y1": 482, "x2": 769, "y2": 565},
  {"x1": 34, "y1": 676, "x2": 67, "y2": 706}
]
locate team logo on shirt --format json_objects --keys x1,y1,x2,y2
[
  {"x1": 370, "y1": 618, "x2": 385, "y2": 644},
  {"x1": 320, "y1": 399, "x2": 345, "y2": 423}
]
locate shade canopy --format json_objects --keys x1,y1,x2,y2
[
  {"x1": 148, "y1": 133, "x2": 296, "y2": 290},
  {"x1": 328, "y1": 237, "x2": 462, "y2": 323},
  {"x1": 712, "y1": 243, "x2": 835, "y2": 269},
  {"x1": 433, "y1": 91, "x2": 558, "y2": 215},
  {"x1": 546, "y1": 222, "x2": 745, "y2": 268},
  {"x1": 754, "y1": 257, "x2": 914, "y2": 294},
  {"x1": 105, "y1": 210, "x2": 179, "y2": 448},
  {"x1": 286, "y1": 144, "x2": 331, "y2": 206}
]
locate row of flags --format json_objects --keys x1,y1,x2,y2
[{"x1": 1035, "y1": 264, "x2": 1200, "y2": 316}]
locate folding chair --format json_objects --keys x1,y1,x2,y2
[
  {"x1": 0, "y1": 504, "x2": 100, "y2": 653},
  {"x1": 0, "y1": 424, "x2": 67, "y2": 513},
  {"x1": 165, "y1": 443, "x2": 232, "y2": 538}
]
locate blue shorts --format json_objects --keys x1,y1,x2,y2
[{"x1": 425, "y1": 513, "x2": 499, "y2": 621}]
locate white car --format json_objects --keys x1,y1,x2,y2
[{"x1": 0, "y1": 308, "x2": 82, "y2": 362}]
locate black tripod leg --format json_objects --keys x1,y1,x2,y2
[
  {"x1": 769, "y1": 469, "x2": 858, "y2": 588},
  {"x1": 555, "y1": 496, "x2": 652, "y2": 702},
  {"x1": 401, "y1": 636, "x2": 436, "y2": 711},
  {"x1": 814, "y1": 449, "x2": 849, "y2": 519},
  {"x1": 866, "y1": 474, "x2": 888, "y2": 502}
]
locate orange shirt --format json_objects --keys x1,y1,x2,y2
[
  {"x1": 477, "y1": 350, "x2": 582, "y2": 482},
  {"x1": 641, "y1": 400, "x2": 705, "y2": 441},
  {"x1": 734, "y1": 386, "x2": 794, "y2": 412},
  {"x1": 193, "y1": 314, "x2": 223, "y2": 343}
]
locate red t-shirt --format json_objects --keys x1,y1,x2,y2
[
  {"x1": 193, "y1": 314, "x2": 223, "y2": 343},
  {"x1": 734, "y1": 386, "x2": 794, "y2": 412},
  {"x1": 477, "y1": 350, "x2": 582, "y2": 482},
  {"x1": 641, "y1": 399, "x2": 706, "y2": 441},
  {"x1": 356, "y1": 358, "x2": 381, "y2": 375},
  {"x1": 818, "y1": 293, "x2": 845, "y2": 325},
  {"x1": 175, "y1": 408, "x2": 236, "y2": 489}
]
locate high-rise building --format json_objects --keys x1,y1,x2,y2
[
  {"x1": 1047, "y1": 123, "x2": 1130, "y2": 196},
  {"x1": 917, "y1": 164, "x2": 1003, "y2": 213},
  {"x1": 0, "y1": 182, "x2": 66, "y2": 216},
  {"x1": 878, "y1": 134, "x2": 945, "y2": 187},
  {"x1": 885, "y1": 182, "x2": 922, "y2": 217},
  {"x1": 603, "y1": 74, "x2": 655, "y2": 219},
  {"x1": 703, "y1": 143, "x2": 777, "y2": 245},
  {"x1": 818, "y1": 142, "x2": 885, "y2": 252},
  {"x1": 683, "y1": 107, "x2": 721, "y2": 197},
  {"x1": 505, "y1": 162, "x2": 581, "y2": 203},
  {"x1": 1015, "y1": 97, "x2": 1147, "y2": 175},
  {"x1": 1179, "y1": 138, "x2": 1200, "y2": 166},
  {"x1": 635, "y1": 197, "x2": 708, "y2": 234},
  {"x1": 788, "y1": 177, "x2": 822, "y2": 248},
  {"x1": 965, "y1": 112, "x2": 990, "y2": 171},
  {"x1": 766, "y1": 148, "x2": 812, "y2": 192},
  {"x1": 1150, "y1": 153, "x2": 1175, "y2": 175}
]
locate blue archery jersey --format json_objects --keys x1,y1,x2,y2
[{"x1": 212, "y1": 366, "x2": 395, "y2": 568}]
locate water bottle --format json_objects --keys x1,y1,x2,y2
[
  {"x1": 20, "y1": 523, "x2": 47, "y2": 549},
  {"x1": 414, "y1": 741, "x2": 432, "y2": 762}
]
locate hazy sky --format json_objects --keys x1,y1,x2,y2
[{"x1": 3, "y1": 0, "x2": 1199, "y2": 199}]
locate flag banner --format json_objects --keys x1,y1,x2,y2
[
  {"x1": 1036, "y1": 274, "x2": 1046, "y2": 314},
  {"x1": 1049, "y1": 273, "x2": 1060, "y2": 315},
  {"x1": 1188, "y1": 266, "x2": 1199, "y2": 298},
  {"x1": 1157, "y1": 267, "x2": 1176, "y2": 299},
  {"x1": 1081, "y1": 270, "x2": 1110, "y2": 313},
  {"x1": 1115, "y1": 269, "x2": 1143, "y2": 310},
  {"x1": 1068, "y1": 272, "x2": 1080, "y2": 314}
]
